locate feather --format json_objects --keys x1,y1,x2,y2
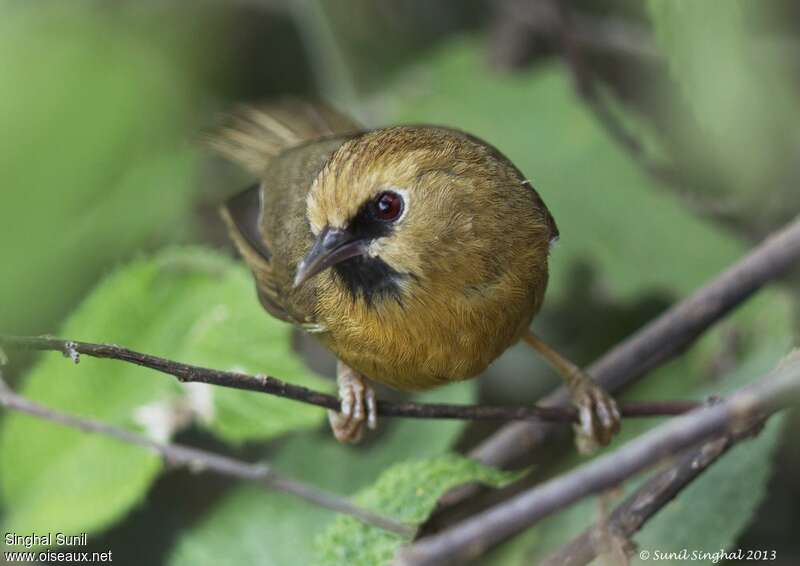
[{"x1": 208, "y1": 99, "x2": 360, "y2": 174}]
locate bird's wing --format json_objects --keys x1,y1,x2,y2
[
  {"x1": 215, "y1": 101, "x2": 361, "y2": 331},
  {"x1": 208, "y1": 99, "x2": 360, "y2": 175},
  {"x1": 219, "y1": 184, "x2": 294, "y2": 323}
]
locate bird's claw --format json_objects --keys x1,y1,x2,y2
[
  {"x1": 328, "y1": 362, "x2": 377, "y2": 444},
  {"x1": 569, "y1": 375, "x2": 621, "y2": 454}
]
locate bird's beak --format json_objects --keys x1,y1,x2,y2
[{"x1": 293, "y1": 226, "x2": 369, "y2": 288}]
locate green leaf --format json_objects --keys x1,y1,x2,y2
[
  {"x1": 167, "y1": 382, "x2": 476, "y2": 566},
  {"x1": 314, "y1": 455, "x2": 516, "y2": 566},
  {"x1": 165, "y1": 485, "x2": 325, "y2": 566},
  {"x1": 156, "y1": 250, "x2": 333, "y2": 444},
  {"x1": 0, "y1": 247, "x2": 329, "y2": 542},
  {"x1": 274, "y1": 383, "x2": 476, "y2": 494}
]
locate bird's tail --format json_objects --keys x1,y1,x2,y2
[{"x1": 207, "y1": 99, "x2": 360, "y2": 175}]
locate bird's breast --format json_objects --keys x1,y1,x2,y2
[{"x1": 314, "y1": 274, "x2": 543, "y2": 391}]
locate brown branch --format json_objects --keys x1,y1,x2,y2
[
  {"x1": 0, "y1": 335, "x2": 700, "y2": 424},
  {"x1": 0, "y1": 371, "x2": 415, "y2": 538},
  {"x1": 489, "y1": 0, "x2": 659, "y2": 70},
  {"x1": 539, "y1": 429, "x2": 747, "y2": 566},
  {"x1": 395, "y1": 353, "x2": 800, "y2": 566},
  {"x1": 470, "y1": 215, "x2": 800, "y2": 467},
  {"x1": 489, "y1": 0, "x2": 799, "y2": 69}
]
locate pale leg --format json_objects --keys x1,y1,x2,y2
[
  {"x1": 524, "y1": 332, "x2": 621, "y2": 452},
  {"x1": 328, "y1": 360, "x2": 378, "y2": 443}
]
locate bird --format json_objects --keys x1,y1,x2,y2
[{"x1": 213, "y1": 100, "x2": 620, "y2": 449}]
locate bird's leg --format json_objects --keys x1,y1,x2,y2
[
  {"x1": 328, "y1": 360, "x2": 377, "y2": 444},
  {"x1": 523, "y1": 331, "x2": 620, "y2": 452}
]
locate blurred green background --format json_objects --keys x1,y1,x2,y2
[{"x1": 1, "y1": 1, "x2": 799, "y2": 565}]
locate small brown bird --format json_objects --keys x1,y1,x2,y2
[{"x1": 215, "y1": 101, "x2": 619, "y2": 448}]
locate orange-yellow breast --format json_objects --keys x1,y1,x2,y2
[{"x1": 313, "y1": 259, "x2": 549, "y2": 390}]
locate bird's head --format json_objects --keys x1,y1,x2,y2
[{"x1": 294, "y1": 126, "x2": 556, "y2": 305}]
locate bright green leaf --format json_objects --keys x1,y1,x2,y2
[
  {"x1": 314, "y1": 454, "x2": 516, "y2": 566},
  {"x1": 156, "y1": 249, "x2": 333, "y2": 444},
  {"x1": 1, "y1": 247, "x2": 329, "y2": 542}
]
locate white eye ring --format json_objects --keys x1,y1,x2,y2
[{"x1": 381, "y1": 187, "x2": 409, "y2": 224}]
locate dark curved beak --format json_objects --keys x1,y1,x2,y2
[{"x1": 293, "y1": 226, "x2": 369, "y2": 289}]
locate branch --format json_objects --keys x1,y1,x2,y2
[
  {"x1": 539, "y1": 429, "x2": 745, "y2": 566},
  {"x1": 0, "y1": 335, "x2": 700, "y2": 424},
  {"x1": 0, "y1": 371, "x2": 414, "y2": 537},
  {"x1": 489, "y1": 0, "x2": 799, "y2": 69},
  {"x1": 395, "y1": 353, "x2": 800, "y2": 565},
  {"x1": 470, "y1": 215, "x2": 800, "y2": 466},
  {"x1": 489, "y1": 0, "x2": 659, "y2": 69}
]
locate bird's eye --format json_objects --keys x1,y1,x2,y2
[{"x1": 373, "y1": 191, "x2": 404, "y2": 222}]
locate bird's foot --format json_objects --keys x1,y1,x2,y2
[
  {"x1": 328, "y1": 361, "x2": 377, "y2": 444},
  {"x1": 567, "y1": 372, "x2": 621, "y2": 454}
]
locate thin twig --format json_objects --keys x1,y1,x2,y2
[
  {"x1": 0, "y1": 335, "x2": 701, "y2": 424},
  {"x1": 395, "y1": 354, "x2": 800, "y2": 565},
  {"x1": 0, "y1": 373, "x2": 414, "y2": 537}
]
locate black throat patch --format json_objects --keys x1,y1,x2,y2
[{"x1": 333, "y1": 255, "x2": 405, "y2": 305}]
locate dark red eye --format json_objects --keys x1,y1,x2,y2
[{"x1": 373, "y1": 191, "x2": 404, "y2": 222}]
